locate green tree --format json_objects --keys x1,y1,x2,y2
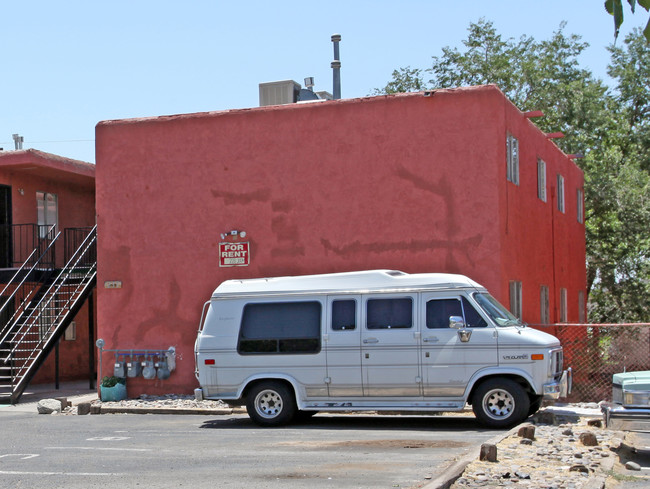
[
  {"x1": 373, "y1": 20, "x2": 650, "y2": 323},
  {"x1": 586, "y1": 28, "x2": 650, "y2": 322},
  {"x1": 370, "y1": 67, "x2": 423, "y2": 95}
]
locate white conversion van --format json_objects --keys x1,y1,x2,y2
[{"x1": 194, "y1": 270, "x2": 571, "y2": 427}]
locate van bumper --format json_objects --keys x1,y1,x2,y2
[{"x1": 543, "y1": 367, "x2": 572, "y2": 400}]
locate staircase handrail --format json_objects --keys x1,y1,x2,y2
[
  {"x1": 0, "y1": 227, "x2": 60, "y2": 347},
  {"x1": 4, "y1": 226, "x2": 96, "y2": 362}
]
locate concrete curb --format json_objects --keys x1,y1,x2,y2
[
  {"x1": 93, "y1": 406, "x2": 239, "y2": 415},
  {"x1": 422, "y1": 425, "x2": 520, "y2": 489}
]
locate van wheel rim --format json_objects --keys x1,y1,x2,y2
[
  {"x1": 482, "y1": 388, "x2": 514, "y2": 420},
  {"x1": 255, "y1": 389, "x2": 283, "y2": 419}
]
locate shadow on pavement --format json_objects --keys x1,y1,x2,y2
[{"x1": 199, "y1": 413, "x2": 499, "y2": 433}]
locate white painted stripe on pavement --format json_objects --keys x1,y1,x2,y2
[
  {"x1": 0, "y1": 470, "x2": 124, "y2": 476},
  {"x1": 45, "y1": 446, "x2": 151, "y2": 452}
]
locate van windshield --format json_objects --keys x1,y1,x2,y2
[{"x1": 473, "y1": 292, "x2": 522, "y2": 327}]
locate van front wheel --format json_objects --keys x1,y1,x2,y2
[
  {"x1": 246, "y1": 381, "x2": 296, "y2": 427},
  {"x1": 471, "y1": 378, "x2": 529, "y2": 428}
]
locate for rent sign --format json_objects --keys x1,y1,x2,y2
[{"x1": 219, "y1": 242, "x2": 250, "y2": 267}]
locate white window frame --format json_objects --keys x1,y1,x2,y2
[
  {"x1": 37, "y1": 191, "x2": 58, "y2": 237},
  {"x1": 509, "y1": 280, "x2": 523, "y2": 319},
  {"x1": 506, "y1": 133, "x2": 519, "y2": 185},
  {"x1": 556, "y1": 175, "x2": 565, "y2": 213},
  {"x1": 577, "y1": 188, "x2": 584, "y2": 223},
  {"x1": 64, "y1": 321, "x2": 77, "y2": 341},
  {"x1": 537, "y1": 158, "x2": 547, "y2": 202}
]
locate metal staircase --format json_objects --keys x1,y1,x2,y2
[{"x1": 0, "y1": 225, "x2": 96, "y2": 404}]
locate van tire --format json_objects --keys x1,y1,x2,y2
[
  {"x1": 471, "y1": 378, "x2": 530, "y2": 428},
  {"x1": 246, "y1": 381, "x2": 296, "y2": 427},
  {"x1": 527, "y1": 395, "x2": 543, "y2": 417}
]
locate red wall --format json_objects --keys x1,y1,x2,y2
[
  {"x1": 498, "y1": 106, "x2": 586, "y2": 324},
  {"x1": 95, "y1": 85, "x2": 585, "y2": 395}
]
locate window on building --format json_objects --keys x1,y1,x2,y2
[
  {"x1": 509, "y1": 281, "x2": 523, "y2": 319},
  {"x1": 367, "y1": 298, "x2": 412, "y2": 329},
  {"x1": 537, "y1": 159, "x2": 547, "y2": 202},
  {"x1": 331, "y1": 299, "x2": 356, "y2": 331},
  {"x1": 36, "y1": 191, "x2": 58, "y2": 238},
  {"x1": 507, "y1": 133, "x2": 519, "y2": 185},
  {"x1": 238, "y1": 301, "x2": 321, "y2": 354},
  {"x1": 540, "y1": 286, "x2": 550, "y2": 324},
  {"x1": 577, "y1": 188, "x2": 584, "y2": 223},
  {"x1": 560, "y1": 288, "x2": 568, "y2": 323},
  {"x1": 578, "y1": 290, "x2": 585, "y2": 323},
  {"x1": 64, "y1": 321, "x2": 76, "y2": 341},
  {"x1": 556, "y1": 175, "x2": 565, "y2": 213}
]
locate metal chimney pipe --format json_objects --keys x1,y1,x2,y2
[
  {"x1": 12, "y1": 134, "x2": 23, "y2": 150},
  {"x1": 331, "y1": 34, "x2": 341, "y2": 100}
]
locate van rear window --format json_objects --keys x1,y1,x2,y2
[{"x1": 238, "y1": 301, "x2": 321, "y2": 354}]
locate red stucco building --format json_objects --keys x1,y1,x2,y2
[
  {"x1": 0, "y1": 149, "x2": 96, "y2": 402},
  {"x1": 95, "y1": 85, "x2": 586, "y2": 396}
]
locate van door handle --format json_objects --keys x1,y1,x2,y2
[
  {"x1": 363, "y1": 338, "x2": 379, "y2": 344},
  {"x1": 423, "y1": 337, "x2": 439, "y2": 343}
]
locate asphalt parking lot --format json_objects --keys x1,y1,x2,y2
[{"x1": 0, "y1": 407, "x2": 503, "y2": 489}]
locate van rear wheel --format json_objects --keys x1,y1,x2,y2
[
  {"x1": 246, "y1": 381, "x2": 296, "y2": 427},
  {"x1": 472, "y1": 378, "x2": 529, "y2": 428}
]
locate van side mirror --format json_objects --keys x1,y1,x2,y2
[{"x1": 449, "y1": 316, "x2": 465, "y2": 329}]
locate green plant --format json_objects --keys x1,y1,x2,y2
[{"x1": 101, "y1": 376, "x2": 126, "y2": 388}]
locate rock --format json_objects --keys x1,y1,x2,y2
[
  {"x1": 569, "y1": 464, "x2": 589, "y2": 473},
  {"x1": 579, "y1": 432, "x2": 598, "y2": 446},
  {"x1": 515, "y1": 471, "x2": 531, "y2": 479},
  {"x1": 562, "y1": 428, "x2": 573, "y2": 436},
  {"x1": 625, "y1": 461, "x2": 642, "y2": 471},
  {"x1": 480, "y1": 443, "x2": 498, "y2": 462},
  {"x1": 587, "y1": 418, "x2": 602, "y2": 428},
  {"x1": 77, "y1": 402, "x2": 91, "y2": 415},
  {"x1": 520, "y1": 438, "x2": 533, "y2": 445},
  {"x1": 55, "y1": 397, "x2": 71, "y2": 408},
  {"x1": 37, "y1": 398, "x2": 62, "y2": 414},
  {"x1": 536, "y1": 410, "x2": 556, "y2": 425},
  {"x1": 518, "y1": 424, "x2": 536, "y2": 440}
]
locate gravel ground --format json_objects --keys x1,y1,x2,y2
[{"x1": 92, "y1": 393, "x2": 231, "y2": 410}]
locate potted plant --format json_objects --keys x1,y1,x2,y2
[{"x1": 100, "y1": 376, "x2": 127, "y2": 401}]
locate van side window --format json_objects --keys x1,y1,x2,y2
[
  {"x1": 426, "y1": 299, "x2": 462, "y2": 329},
  {"x1": 367, "y1": 298, "x2": 412, "y2": 329},
  {"x1": 462, "y1": 297, "x2": 488, "y2": 328},
  {"x1": 426, "y1": 297, "x2": 488, "y2": 329},
  {"x1": 332, "y1": 300, "x2": 356, "y2": 331},
  {"x1": 238, "y1": 301, "x2": 321, "y2": 354}
]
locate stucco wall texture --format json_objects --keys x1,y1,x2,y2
[{"x1": 96, "y1": 85, "x2": 585, "y2": 395}]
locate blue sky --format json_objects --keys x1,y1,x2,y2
[{"x1": 1, "y1": 1, "x2": 646, "y2": 164}]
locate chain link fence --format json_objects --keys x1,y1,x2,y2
[{"x1": 534, "y1": 324, "x2": 650, "y2": 403}]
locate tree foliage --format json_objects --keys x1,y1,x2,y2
[
  {"x1": 605, "y1": 0, "x2": 650, "y2": 41},
  {"x1": 373, "y1": 20, "x2": 650, "y2": 323}
]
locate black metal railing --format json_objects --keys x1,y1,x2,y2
[
  {"x1": 0, "y1": 224, "x2": 56, "y2": 269},
  {"x1": 64, "y1": 227, "x2": 95, "y2": 265}
]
